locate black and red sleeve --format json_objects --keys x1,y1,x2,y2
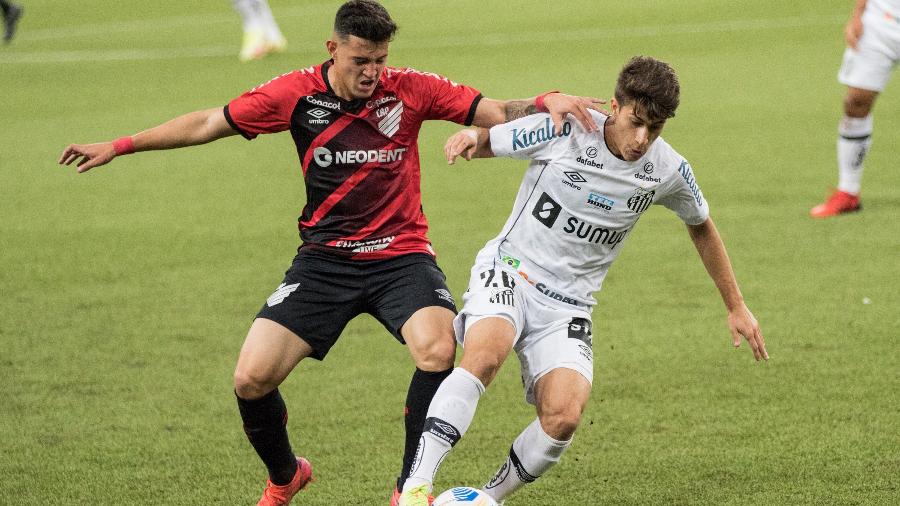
[
  {"x1": 224, "y1": 72, "x2": 300, "y2": 139},
  {"x1": 404, "y1": 69, "x2": 483, "y2": 126}
]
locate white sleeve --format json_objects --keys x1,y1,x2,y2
[
  {"x1": 656, "y1": 159, "x2": 710, "y2": 225},
  {"x1": 488, "y1": 113, "x2": 576, "y2": 161}
]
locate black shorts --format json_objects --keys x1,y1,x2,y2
[{"x1": 256, "y1": 248, "x2": 457, "y2": 360}]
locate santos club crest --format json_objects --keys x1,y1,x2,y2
[{"x1": 627, "y1": 188, "x2": 655, "y2": 214}]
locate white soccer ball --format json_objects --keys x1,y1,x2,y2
[{"x1": 433, "y1": 486, "x2": 499, "y2": 506}]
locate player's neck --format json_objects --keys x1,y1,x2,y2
[
  {"x1": 325, "y1": 65, "x2": 355, "y2": 101},
  {"x1": 603, "y1": 116, "x2": 625, "y2": 160}
]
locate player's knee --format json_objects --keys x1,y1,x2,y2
[
  {"x1": 233, "y1": 367, "x2": 277, "y2": 400},
  {"x1": 413, "y1": 333, "x2": 456, "y2": 371},
  {"x1": 539, "y1": 405, "x2": 583, "y2": 441},
  {"x1": 460, "y1": 352, "x2": 505, "y2": 387},
  {"x1": 843, "y1": 94, "x2": 873, "y2": 117}
]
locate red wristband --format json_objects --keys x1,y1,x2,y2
[
  {"x1": 112, "y1": 136, "x2": 135, "y2": 156},
  {"x1": 535, "y1": 90, "x2": 559, "y2": 113}
]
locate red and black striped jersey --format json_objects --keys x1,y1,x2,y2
[{"x1": 224, "y1": 61, "x2": 482, "y2": 260}]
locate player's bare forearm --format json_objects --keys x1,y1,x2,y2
[
  {"x1": 504, "y1": 100, "x2": 539, "y2": 121},
  {"x1": 472, "y1": 94, "x2": 605, "y2": 133},
  {"x1": 687, "y1": 218, "x2": 768, "y2": 361},
  {"x1": 59, "y1": 108, "x2": 237, "y2": 173},
  {"x1": 687, "y1": 218, "x2": 743, "y2": 310}
]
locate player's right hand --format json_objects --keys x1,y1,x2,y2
[
  {"x1": 444, "y1": 129, "x2": 478, "y2": 165},
  {"x1": 845, "y1": 15, "x2": 864, "y2": 49},
  {"x1": 58, "y1": 142, "x2": 117, "y2": 173}
]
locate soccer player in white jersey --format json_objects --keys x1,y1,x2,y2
[
  {"x1": 232, "y1": 0, "x2": 287, "y2": 61},
  {"x1": 398, "y1": 56, "x2": 768, "y2": 505},
  {"x1": 811, "y1": 0, "x2": 900, "y2": 217}
]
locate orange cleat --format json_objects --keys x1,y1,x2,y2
[
  {"x1": 257, "y1": 457, "x2": 313, "y2": 506},
  {"x1": 810, "y1": 190, "x2": 861, "y2": 218}
]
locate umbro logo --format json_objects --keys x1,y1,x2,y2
[
  {"x1": 266, "y1": 283, "x2": 300, "y2": 307},
  {"x1": 435, "y1": 289, "x2": 455, "y2": 305},
  {"x1": 307, "y1": 108, "x2": 330, "y2": 119},
  {"x1": 307, "y1": 108, "x2": 331, "y2": 125},
  {"x1": 565, "y1": 171, "x2": 587, "y2": 183}
]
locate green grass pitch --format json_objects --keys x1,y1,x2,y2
[{"x1": 2, "y1": 0, "x2": 898, "y2": 504}]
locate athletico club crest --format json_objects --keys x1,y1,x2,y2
[{"x1": 627, "y1": 188, "x2": 655, "y2": 214}]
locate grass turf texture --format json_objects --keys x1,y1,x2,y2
[{"x1": 2, "y1": 0, "x2": 898, "y2": 504}]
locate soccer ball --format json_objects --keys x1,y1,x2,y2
[{"x1": 433, "y1": 486, "x2": 498, "y2": 506}]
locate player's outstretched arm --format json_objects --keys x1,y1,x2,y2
[
  {"x1": 472, "y1": 93, "x2": 607, "y2": 135},
  {"x1": 58, "y1": 108, "x2": 238, "y2": 173},
  {"x1": 686, "y1": 218, "x2": 769, "y2": 361},
  {"x1": 444, "y1": 128, "x2": 493, "y2": 165}
]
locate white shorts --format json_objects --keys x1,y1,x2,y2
[
  {"x1": 452, "y1": 262, "x2": 594, "y2": 405},
  {"x1": 838, "y1": 10, "x2": 900, "y2": 92}
]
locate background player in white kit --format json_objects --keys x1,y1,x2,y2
[
  {"x1": 398, "y1": 56, "x2": 768, "y2": 505},
  {"x1": 811, "y1": 0, "x2": 900, "y2": 218}
]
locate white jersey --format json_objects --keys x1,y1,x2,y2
[{"x1": 477, "y1": 109, "x2": 709, "y2": 306}]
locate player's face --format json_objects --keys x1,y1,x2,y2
[
  {"x1": 327, "y1": 34, "x2": 389, "y2": 100},
  {"x1": 606, "y1": 100, "x2": 666, "y2": 161}
]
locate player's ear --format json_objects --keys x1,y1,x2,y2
[
  {"x1": 609, "y1": 97, "x2": 620, "y2": 115},
  {"x1": 326, "y1": 38, "x2": 338, "y2": 59}
]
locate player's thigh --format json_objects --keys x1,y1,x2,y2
[
  {"x1": 457, "y1": 316, "x2": 517, "y2": 386},
  {"x1": 234, "y1": 318, "x2": 314, "y2": 398},
  {"x1": 516, "y1": 308, "x2": 594, "y2": 406},
  {"x1": 367, "y1": 254, "x2": 458, "y2": 367},
  {"x1": 255, "y1": 250, "x2": 366, "y2": 361}
]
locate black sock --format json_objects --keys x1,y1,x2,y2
[
  {"x1": 398, "y1": 367, "x2": 453, "y2": 489},
  {"x1": 236, "y1": 389, "x2": 298, "y2": 485}
]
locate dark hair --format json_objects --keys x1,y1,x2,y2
[
  {"x1": 334, "y1": 0, "x2": 398, "y2": 43},
  {"x1": 614, "y1": 56, "x2": 680, "y2": 120}
]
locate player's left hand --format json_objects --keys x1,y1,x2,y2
[
  {"x1": 542, "y1": 93, "x2": 608, "y2": 134},
  {"x1": 727, "y1": 305, "x2": 768, "y2": 361},
  {"x1": 444, "y1": 129, "x2": 478, "y2": 165}
]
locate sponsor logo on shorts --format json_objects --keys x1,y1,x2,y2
[
  {"x1": 435, "y1": 289, "x2": 455, "y2": 305},
  {"x1": 535, "y1": 282, "x2": 580, "y2": 306},
  {"x1": 568, "y1": 318, "x2": 593, "y2": 346},
  {"x1": 626, "y1": 188, "x2": 655, "y2": 214},
  {"x1": 266, "y1": 282, "x2": 300, "y2": 307}
]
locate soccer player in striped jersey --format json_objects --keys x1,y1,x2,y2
[
  {"x1": 398, "y1": 56, "x2": 767, "y2": 506},
  {"x1": 58, "y1": 1, "x2": 603, "y2": 504}
]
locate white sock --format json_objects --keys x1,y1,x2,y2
[
  {"x1": 483, "y1": 418, "x2": 572, "y2": 502},
  {"x1": 233, "y1": 0, "x2": 265, "y2": 31},
  {"x1": 258, "y1": 1, "x2": 285, "y2": 42},
  {"x1": 836, "y1": 114, "x2": 873, "y2": 195},
  {"x1": 403, "y1": 368, "x2": 485, "y2": 492}
]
